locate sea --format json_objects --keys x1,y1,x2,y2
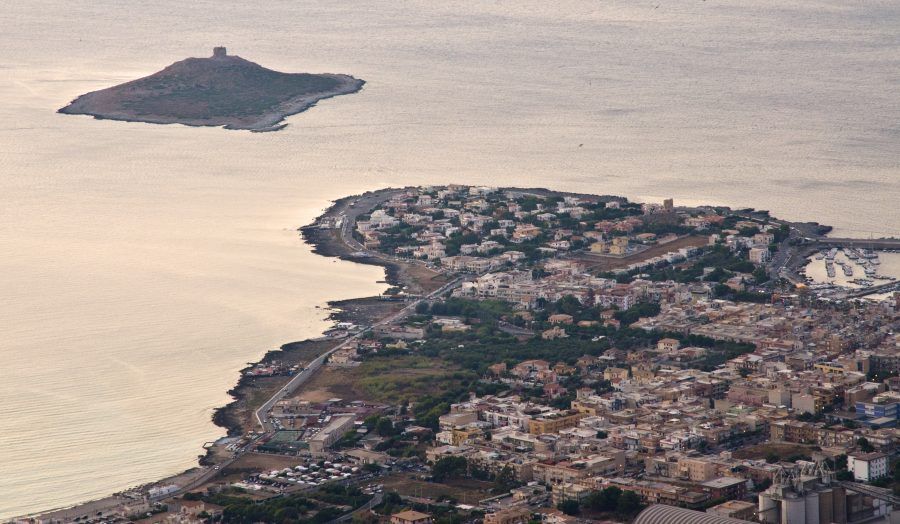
[{"x1": 1, "y1": 0, "x2": 899, "y2": 518}]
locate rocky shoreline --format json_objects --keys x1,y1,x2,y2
[
  {"x1": 203, "y1": 186, "x2": 832, "y2": 465},
  {"x1": 58, "y1": 49, "x2": 365, "y2": 132},
  {"x1": 22, "y1": 185, "x2": 852, "y2": 522},
  {"x1": 23, "y1": 190, "x2": 400, "y2": 522},
  {"x1": 210, "y1": 189, "x2": 406, "y2": 439},
  {"x1": 136, "y1": 185, "x2": 846, "y2": 455},
  {"x1": 59, "y1": 74, "x2": 364, "y2": 133}
]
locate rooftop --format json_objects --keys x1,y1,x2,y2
[{"x1": 701, "y1": 476, "x2": 746, "y2": 488}]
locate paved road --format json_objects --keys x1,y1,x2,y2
[
  {"x1": 336, "y1": 190, "x2": 438, "y2": 272},
  {"x1": 498, "y1": 321, "x2": 535, "y2": 337},
  {"x1": 29, "y1": 191, "x2": 445, "y2": 522},
  {"x1": 327, "y1": 492, "x2": 384, "y2": 523},
  {"x1": 254, "y1": 273, "x2": 464, "y2": 431},
  {"x1": 256, "y1": 191, "x2": 464, "y2": 431}
]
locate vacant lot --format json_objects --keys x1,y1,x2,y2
[
  {"x1": 354, "y1": 355, "x2": 470, "y2": 404},
  {"x1": 223, "y1": 452, "x2": 301, "y2": 476},
  {"x1": 292, "y1": 355, "x2": 472, "y2": 405},
  {"x1": 397, "y1": 262, "x2": 452, "y2": 294},
  {"x1": 576, "y1": 235, "x2": 709, "y2": 273},
  {"x1": 732, "y1": 442, "x2": 814, "y2": 461},
  {"x1": 293, "y1": 367, "x2": 362, "y2": 402},
  {"x1": 381, "y1": 473, "x2": 496, "y2": 504}
]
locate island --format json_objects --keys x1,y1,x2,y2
[{"x1": 58, "y1": 47, "x2": 364, "y2": 132}]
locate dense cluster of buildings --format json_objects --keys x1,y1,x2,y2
[
  {"x1": 358, "y1": 186, "x2": 692, "y2": 266},
  {"x1": 422, "y1": 307, "x2": 900, "y2": 522},
  {"x1": 352, "y1": 186, "x2": 900, "y2": 523}
]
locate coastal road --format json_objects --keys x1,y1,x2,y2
[
  {"x1": 335, "y1": 189, "x2": 443, "y2": 273},
  {"x1": 254, "y1": 274, "x2": 465, "y2": 431},
  {"x1": 255, "y1": 190, "x2": 405, "y2": 431},
  {"x1": 255, "y1": 189, "x2": 467, "y2": 430},
  {"x1": 30, "y1": 190, "x2": 450, "y2": 522},
  {"x1": 731, "y1": 210, "x2": 820, "y2": 286},
  {"x1": 257, "y1": 188, "x2": 484, "y2": 431}
]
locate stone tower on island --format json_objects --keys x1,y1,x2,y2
[{"x1": 213, "y1": 46, "x2": 227, "y2": 58}]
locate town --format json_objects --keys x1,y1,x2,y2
[{"x1": 27, "y1": 186, "x2": 900, "y2": 524}]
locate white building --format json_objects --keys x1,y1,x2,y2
[
  {"x1": 308, "y1": 415, "x2": 356, "y2": 453},
  {"x1": 749, "y1": 246, "x2": 770, "y2": 264},
  {"x1": 848, "y1": 452, "x2": 888, "y2": 481},
  {"x1": 415, "y1": 242, "x2": 446, "y2": 260}
]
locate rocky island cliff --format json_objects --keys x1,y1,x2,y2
[{"x1": 58, "y1": 47, "x2": 364, "y2": 132}]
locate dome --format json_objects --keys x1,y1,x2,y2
[{"x1": 633, "y1": 504, "x2": 749, "y2": 524}]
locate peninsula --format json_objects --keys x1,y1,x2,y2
[
  {"x1": 58, "y1": 47, "x2": 364, "y2": 132},
  {"x1": 23, "y1": 186, "x2": 900, "y2": 524}
]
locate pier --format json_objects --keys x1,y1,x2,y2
[
  {"x1": 813, "y1": 237, "x2": 900, "y2": 250},
  {"x1": 843, "y1": 279, "x2": 900, "y2": 299}
]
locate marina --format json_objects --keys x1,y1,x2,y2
[{"x1": 800, "y1": 246, "x2": 900, "y2": 300}]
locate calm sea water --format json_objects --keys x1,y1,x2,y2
[{"x1": 2, "y1": 0, "x2": 899, "y2": 517}]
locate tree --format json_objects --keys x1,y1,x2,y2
[
  {"x1": 274, "y1": 507, "x2": 300, "y2": 521},
  {"x1": 614, "y1": 302, "x2": 661, "y2": 325},
  {"x1": 494, "y1": 466, "x2": 518, "y2": 492},
  {"x1": 858, "y1": 437, "x2": 875, "y2": 453},
  {"x1": 753, "y1": 266, "x2": 770, "y2": 284},
  {"x1": 587, "y1": 486, "x2": 622, "y2": 512},
  {"x1": 554, "y1": 295, "x2": 581, "y2": 317},
  {"x1": 352, "y1": 513, "x2": 379, "y2": 524},
  {"x1": 376, "y1": 417, "x2": 395, "y2": 437},
  {"x1": 835, "y1": 454, "x2": 848, "y2": 470},
  {"x1": 557, "y1": 499, "x2": 580, "y2": 516},
  {"x1": 713, "y1": 283, "x2": 733, "y2": 298},
  {"x1": 616, "y1": 490, "x2": 642, "y2": 516},
  {"x1": 432, "y1": 456, "x2": 468, "y2": 482}
]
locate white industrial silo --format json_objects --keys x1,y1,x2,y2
[
  {"x1": 818, "y1": 487, "x2": 834, "y2": 524},
  {"x1": 759, "y1": 492, "x2": 780, "y2": 524},
  {"x1": 804, "y1": 490, "x2": 820, "y2": 524},
  {"x1": 783, "y1": 493, "x2": 806, "y2": 524}
]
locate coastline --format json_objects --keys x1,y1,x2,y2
[
  {"x1": 19, "y1": 186, "x2": 870, "y2": 522},
  {"x1": 205, "y1": 185, "x2": 846, "y2": 446},
  {"x1": 212, "y1": 189, "x2": 412, "y2": 438},
  {"x1": 58, "y1": 74, "x2": 365, "y2": 132},
  {"x1": 18, "y1": 188, "x2": 410, "y2": 522}
]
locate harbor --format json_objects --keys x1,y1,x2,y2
[{"x1": 800, "y1": 246, "x2": 900, "y2": 300}]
